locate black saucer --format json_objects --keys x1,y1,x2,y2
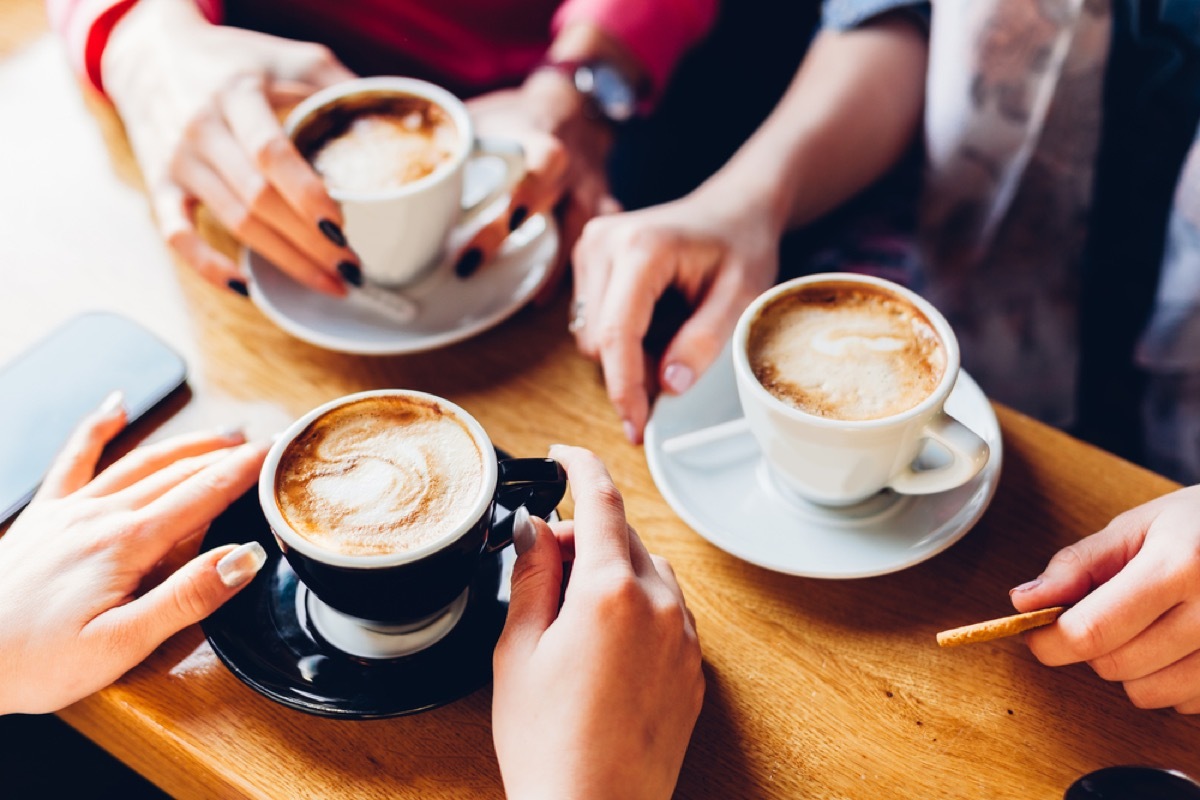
[{"x1": 200, "y1": 473, "x2": 517, "y2": 719}]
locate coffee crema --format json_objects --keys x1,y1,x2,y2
[
  {"x1": 747, "y1": 282, "x2": 946, "y2": 421},
  {"x1": 295, "y1": 94, "x2": 458, "y2": 195},
  {"x1": 275, "y1": 396, "x2": 485, "y2": 557}
]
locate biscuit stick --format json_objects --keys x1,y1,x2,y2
[{"x1": 936, "y1": 606, "x2": 1066, "y2": 648}]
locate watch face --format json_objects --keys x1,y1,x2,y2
[{"x1": 576, "y1": 63, "x2": 636, "y2": 122}]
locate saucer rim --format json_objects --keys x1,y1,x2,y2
[
  {"x1": 644, "y1": 369, "x2": 1003, "y2": 580},
  {"x1": 245, "y1": 214, "x2": 557, "y2": 356}
]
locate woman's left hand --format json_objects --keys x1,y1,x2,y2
[
  {"x1": 1012, "y1": 484, "x2": 1200, "y2": 713},
  {"x1": 0, "y1": 393, "x2": 269, "y2": 714}
]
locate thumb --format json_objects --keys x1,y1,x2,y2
[
  {"x1": 659, "y1": 263, "x2": 752, "y2": 396},
  {"x1": 1010, "y1": 515, "x2": 1148, "y2": 613},
  {"x1": 498, "y1": 508, "x2": 563, "y2": 655},
  {"x1": 97, "y1": 542, "x2": 267, "y2": 659}
]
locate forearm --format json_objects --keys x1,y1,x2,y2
[{"x1": 700, "y1": 13, "x2": 928, "y2": 232}]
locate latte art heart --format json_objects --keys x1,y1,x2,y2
[{"x1": 276, "y1": 398, "x2": 485, "y2": 556}]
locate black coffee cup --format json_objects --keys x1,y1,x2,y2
[{"x1": 259, "y1": 390, "x2": 566, "y2": 627}]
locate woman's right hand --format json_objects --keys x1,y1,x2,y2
[{"x1": 103, "y1": 0, "x2": 359, "y2": 297}]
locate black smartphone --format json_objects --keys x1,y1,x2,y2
[{"x1": 0, "y1": 312, "x2": 188, "y2": 523}]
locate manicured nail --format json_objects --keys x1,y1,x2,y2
[
  {"x1": 319, "y1": 219, "x2": 347, "y2": 248},
  {"x1": 508, "y1": 205, "x2": 528, "y2": 232},
  {"x1": 98, "y1": 389, "x2": 125, "y2": 415},
  {"x1": 455, "y1": 248, "x2": 483, "y2": 278},
  {"x1": 662, "y1": 362, "x2": 695, "y2": 394},
  {"x1": 216, "y1": 425, "x2": 246, "y2": 443},
  {"x1": 217, "y1": 542, "x2": 267, "y2": 588},
  {"x1": 622, "y1": 420, "x2": 638, "y2": 443},
  {"x1": 337, "y1": 261, "x2": 363, "y2": 287},
  {"x1": 512, "y1": 505, "x2": 535, "y2": 556},
  {"x1": 1010, "y1": 578, "x2": 1043, "y2": 595},
  {"x1": 227, "y1": 278, "x2": 250, "y2": 297}
]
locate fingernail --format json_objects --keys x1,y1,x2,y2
[
  {"x1": 512, "y1": 505, "x2": 535, "y2": 556},
  {"x1": 319, "y1": 219, "x2": 347, "y2": 248},
  {"x1": 662, "y1": 362, "x2": 695, "y2": 394},
  {"x1": 508, "y1": 205, "x2": 528, "y2": 232},
  {"x1": 216, "y1": 425, "x2": 246, "y2": 442},
  {"x1": 99, "y1": 389, "x2": 125, "y2": 415},
  {"x1": 1010, "y1": 578, "x2": 1043, "y2": 595},
  {"x1": 622, "y1": 420, "x2": 638, "y2": 443},
  {"x1": 227, "y1": 278, "x2": 250, "y2": 297},
  {"x1": 455, "y1": 248, "x2": 483, "y2": 278},
  {"x1": 271, "y1": 431, "x2": 286, "y2": 444},
  {"x1": 337, "y1": 261, "x2": 363, "y2": 287},
  {"x1": 217, "y1": 542, "x2": 267, "y2": 588}
]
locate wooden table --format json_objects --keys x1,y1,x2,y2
[{"x1": 2, "y1": 6, "x2": 1198, "y2": 798}]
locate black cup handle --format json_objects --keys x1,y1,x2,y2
[{"x1": 487, "y1": 458, "x2": 567, "y2": 553}]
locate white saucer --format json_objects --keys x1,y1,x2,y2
[
  {"x1": 246, "y1": 205, "x2": 557, "y2": 356},
  {"x1": 644, "y1": 348, "x2": 1003, "y2": 579}
]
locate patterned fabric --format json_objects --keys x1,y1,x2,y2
[{"x1": 823, "y1": 0, "x2": 1200, "y2": 483}]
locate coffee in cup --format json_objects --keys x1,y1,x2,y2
[
  {"x1": 733, "y1": 273, "x2": 989, "y2": 507},
  {"x1": 260, "y1": 390, "x2": 566, "y2": 656},
  {"x1": 286, "y1": 77, "x2": 525, "y2": 287},
  {"x1": 274, "y1": 394, "x2": 486, "y2": 557},
  {"x1": 746, "y1": 281, "x2": 947, "y2": 421}
]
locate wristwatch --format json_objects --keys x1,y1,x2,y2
[{"x1": 540, "y1": 59, "x2": 640, "y2": 124}]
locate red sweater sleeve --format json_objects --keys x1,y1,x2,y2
[
  {"x1": 551, "y1": 0, "x2": 717, "y2": 97},
  {"x1": 46, "y1": 0, "x2": 223, "y2": 95}
]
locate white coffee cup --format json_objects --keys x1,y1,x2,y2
[
  {"x1": 732, "y1": 273, "x2": 990, "y2": 507},
  {"x1": 286, "y1": 77, "x2": 525, "y2": 287}
]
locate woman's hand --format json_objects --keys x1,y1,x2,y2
[
  {"x1": 570, "y1": 192, "x2": 781, "y2": 442},
  {"x1": 0, "y1": 393, "x2": 269, "y2": 714},
  {"x1": 103, "y1": 0, "x2": 358, "y2": 297},
  {"x1": 492, "y1": 445, "x2": 704, "y2": 800},
  {"x1": 1012, "y1": 484, "x2": 1200, "y2": 713},
  {"x1": 459, "y1": 69, "x2": 615, "y2": 286}
]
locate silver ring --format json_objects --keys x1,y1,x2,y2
[{"x1": 568, "y1": 299, "x2": 585, "y2": 334}]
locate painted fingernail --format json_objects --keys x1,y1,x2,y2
[
  {"x1": 319, "y1": 219, "x2": 347, "y2": 248},
  {"x1": 227, "y1": 278, "x2": 250, "y2": 297},
  {"x1": 512, "y1": 505, "x2": 535, "y2": 556},
  {"x1": 622, "y1": 420, "x2": 638, "y2": 443},
  {"x1": 508, "y1": 205, "x2": 528, "y2": 232},
  {"x1": 662, "y1": 363, "x2": 695, "y2": 394},
  {"x1": 1010, "y1": 578, "x2": 1043, "y2": 595},
  {"x1": 336, "y1": 261, "x2": 363, "y2": 287},
  {"x1": 455, "y1": 248, "x2": 483, "y2": 278},
  {"x1": 216, "y1": 425, "x2": 246, "y2": 442},
  {"x1": 98, "y1": 389, "x2": 125, "y2": 415},
  {"x1": 217, "y1": 542, "x2": 267, "y2": 588}
]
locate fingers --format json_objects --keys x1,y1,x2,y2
[
  {"x1": 83, "y1": 427, "x2": 247, "y2": 498},
  {"x1": 456, "y1": 133, "x2": 568, "y2": 278},
  {"x1": 1024, "y1": 538, "x2": 1181, "y2": 666},
  {"x1": 37, "y1": 391, "x2": 127, "y2": 501},
  {"x1": 1121, "y1": 648, "x2": 1200, "y2": 711},
  {"x1": 219, "y1": 74, "x2": 344, "y2": 230},
  {"x1": 595, "y1": 247, "x2": 675, "y2": 443},
  {"x1": 546, "y1": 445, "x2": 632, "y2": 572},
  {"x1": 496, "y1": 510, "x2": 564, "y2": 656},
  {"x1": 90, "y1": 541, "x2": 267, "y2": 663},
  {"x1": 659, "y1": 261, "x2": 754, "y2": 397},
  {"x1": 1086, "y1": 600, "x2": 1200, "y2": 683},
  {"x1": 153, "y1": 184, "x2": 247, "y2": 295}
]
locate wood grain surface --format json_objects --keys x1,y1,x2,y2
[{"x1": 2, "y1": 5, "x2": 1198, "y2": 797}]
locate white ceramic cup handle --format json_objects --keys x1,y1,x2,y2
[
  {"x1": 461, "y1": 136, "x2": 526, "y2": 224},
  {"x1": 887, "y1": 412, "x2": 990, "y2": 495}
]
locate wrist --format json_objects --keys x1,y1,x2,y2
[
  {"x1": 103, "y1": 0, "x2": 206, "y2": 99},
  {"x1": 521, "y1": 68, "x2": 589, "y2": 136}
]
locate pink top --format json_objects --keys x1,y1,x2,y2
[{"x1": 47, "y1": 0, "x2": 716, "y2": 99}]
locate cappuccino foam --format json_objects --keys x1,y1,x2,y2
[
  {"x1": 748, "y1": 283, "x2": 946, "y2": 421},
  {"x1": 305, "y1": 97, "x2": 458, "y2": 194},
  {"x1": 276, "y1": 397, "x2": 485, "y2": 556}
]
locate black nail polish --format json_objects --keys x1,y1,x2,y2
[
  {"x1": 227, "y1": 278, "x2": 250, "y2": 297},
  {"x1": 337, "y1": 261, "x2": 363, "y2": 287},
  {"x1": 508, "y1": 205, "x2": 528, "y2": 232},
  {"x1": 319, "y1": 219, "x2": 347, "y2": 248},
  {"x1": 455, "y1": 248, "x2": 483, "y2": 278}
]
